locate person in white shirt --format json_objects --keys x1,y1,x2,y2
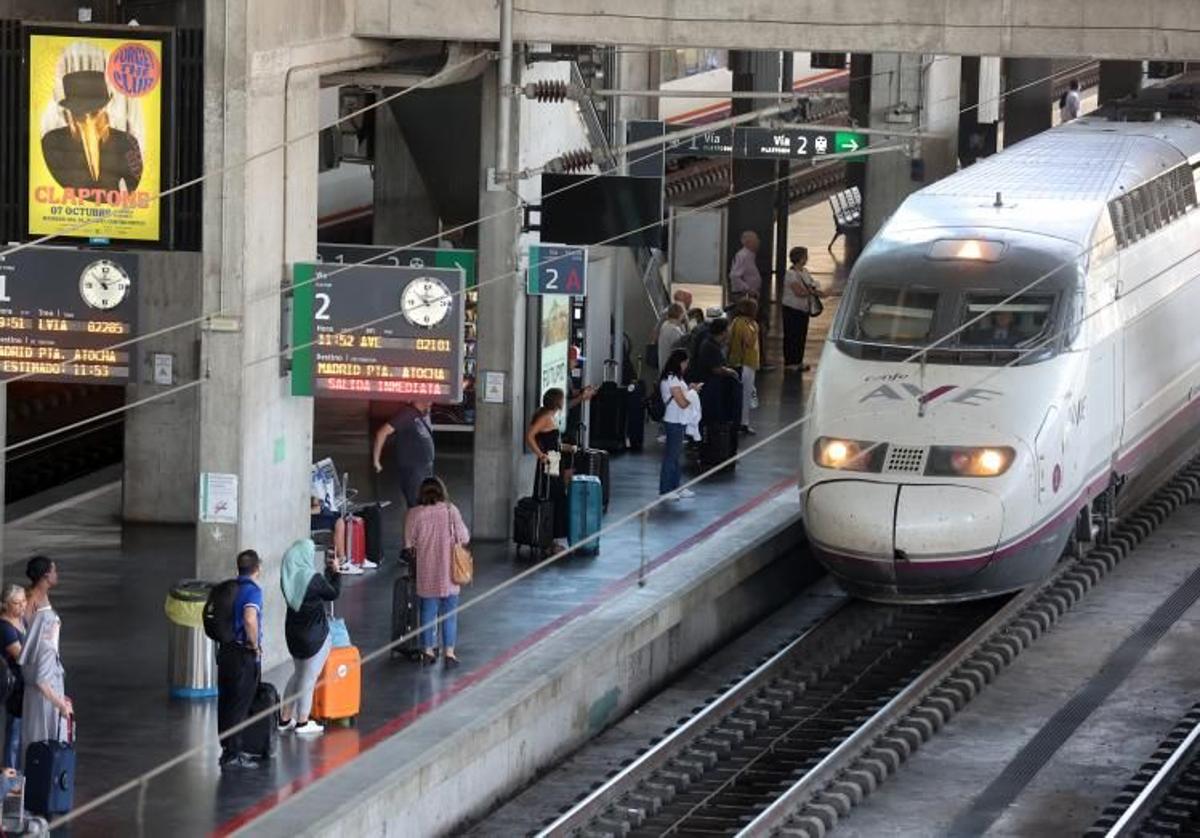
[
  {"x1": 781, "y1": 246, "x2": 827, "y2": 372},
  {"x1": 657, "y1": 303, "x2": 688, "y2": 369},
  {"x1": 1062, "y1": 79, "x2": 1081, "y2": 121},
  {"x1": 659, "y1": 349, "x2": 703, "y2": 500}
]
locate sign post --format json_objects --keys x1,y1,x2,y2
[
  {"x1": 527, "y1": 244, "x2": 588, "y2": 296},
  {"x1": 734, "y1": 126, "x2": 869, "y2": 161}
]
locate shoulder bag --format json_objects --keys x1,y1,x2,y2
[
  {"x1": 804, "y1": 273, "x2": 825, "y2": 317},
  {"x1": 449, "y1": 506, "x2": 473, "y2": 585}
]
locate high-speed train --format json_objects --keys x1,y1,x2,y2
[{"x1": 800, "y1": 113, "x2": 1200, "y2": 603}]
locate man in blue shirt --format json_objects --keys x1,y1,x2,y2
[{"x1": 217, "y1": 550, "x2": 264, "y2": 769}]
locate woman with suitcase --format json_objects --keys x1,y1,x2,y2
[
  {"x1": 406, "y1": 477, "x2": 470, "y2": 667},
  {"x1": 279, "y1": 538, "x2": 341, "y2": 736},
  {"x1": 524, "y1": 389, "x2": 575, "y2": 553}
]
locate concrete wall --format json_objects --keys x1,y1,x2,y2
[
  {"x1": 355, "y1": 0, "x2": 1200, "y2": 61},
  {"x1": 123, "y1": 251, "x2": 202, "y2": 523}
]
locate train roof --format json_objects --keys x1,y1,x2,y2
[{"x1": 882, "y1": 118, "x2": 1200, "y2": 248}]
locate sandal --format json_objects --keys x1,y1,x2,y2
[
  {"x1": 444, "y1": 655, "x2": 461, "y2": 669},
  {"x1": 419, "y1": 651, "x2": 438, "y2": 666}
]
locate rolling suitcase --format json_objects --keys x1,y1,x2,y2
[
  {"x1": 312, "y1": 646, "x2": 361, "y2": 724},
  {"x1": 357, "y1": 504, "x2": 384, "y2": 564},
  {"x1": 346, "y1": 515, "x2": 367, "y2": 566},
  {"x1": 568, "y1": 475, "x2": 603, "y2": 556},
  {"x1": 589, "y1": 360, "x2": 627, "y2": 453},
  {"x1": 242, "y1": 682, "x2": 279, "y2": 759},
  {"x1": 25, "y1": 716, "x2": 74, "y2": 818},
  {"x1": 700, "y1": 420, "x2": 738, "y2": 474},
  {"x1": 513, "y1": 468, "x2": 555, "y2": 556},
  {"x1": 572, "y1": 445, "x2": 610, "y2": 512},
  {"x1": 625, "y1": 379, "x2": 647, "y2": 452},
  {"x1": 391, "y1": 558, "x2": 422, "y2": 660}
]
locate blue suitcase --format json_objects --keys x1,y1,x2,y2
[
  {"x1": 25, "y1": 739, "x2": 75, "y2": 817},
  {"x1": 568, "y1": 475, "x2": 603, "y2": 556}
]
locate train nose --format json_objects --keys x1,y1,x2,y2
[{"x1": 804, "y1": 480, "x2": 1005, "y2": 598}]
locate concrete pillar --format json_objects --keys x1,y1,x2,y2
[
  {"x1": 373, "y1": 103, "x2": 441, "y2": 246},
  {"x1": 1003, "y1": 58, "x2": 1052, "y2": 147},
  {"x1": 726, "y1": 50, "x2": 780, "y2": 293},
  {"x1": 1099, "y1": 61, "x2": 1143, "y2": 104},
  {"x1": 864, "y1": 54, "x2": 961, "y2": 240},
  {"x1": 472, "y1": 62, "x2": 526, "y2": 540}
]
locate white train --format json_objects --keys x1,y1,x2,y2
[{"x1": 800, "y1": 114, "x2": 1200, "y2": 602}]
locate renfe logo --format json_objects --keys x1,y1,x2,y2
[{"x1": 859, "y1": 383, "x2": 1001, "y2": 407}]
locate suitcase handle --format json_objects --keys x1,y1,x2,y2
[
  {"x1": 602, "y1": 359, "x2": 619, "y2": 384},
  {"x1": 535, "y1": 462, "x2": 552, "y2": 501}
]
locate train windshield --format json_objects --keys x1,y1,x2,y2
[
  {"x1": 851, "y1": 287, "x2": 939, "y2": 345},
  {"x1": 957, "y1": 294, "x2": 1056, "y2": 349}
]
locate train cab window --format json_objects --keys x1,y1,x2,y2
[
  {"x1": 850, "y1": 287, "x2": 939, "y2": 344},
  {"x1": 958, "y1": 294, "x2": 1056, "y2": 350}
]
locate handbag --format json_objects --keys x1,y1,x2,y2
[
  {"x1": 809, "y1": 296, "x2": 825, "y2": 317},
  {"x1": 328, "y1": 615, "x2": 351, "y2": 648},
  {"x1": 449, "y1": 506, "x2": 473, "y2": 585}
]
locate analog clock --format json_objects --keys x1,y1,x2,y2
[
  {"x1": 79, "y1": 260, "x2": 131, "y2": 310},
  {"x1": 400, "y1": 276, "x2": 453, "y2": 328}
]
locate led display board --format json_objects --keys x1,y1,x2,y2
[
  {"x1": 26, "y1": 26, "x2": 171, "y2": 244},
  {"x1": 0, "y1": 248, "x2": 138, "y2": 383},
  {"x1": 291, "y1": 263, "x2": 465, "y2": 402}
]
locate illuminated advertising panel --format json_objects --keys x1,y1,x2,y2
[
  {"x1": 0, "y1": 248, "x2": 138, "y2": 383},
  {"x1": 291, "y1": 263, "x2": 465, "y2": 402},
  {"x1": 26, "y1": 27, "x2": 170, "y2": 243},
  {"x1": 538, "y1": 295, "x2": 570, "y2": 432}
]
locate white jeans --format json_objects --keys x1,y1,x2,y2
[
  {"x1": 740, "y1": 365, "x2": 756, "y2": 426},
  {"x1": 285, "y1": 634, "x2": 332, "y2": 723}
]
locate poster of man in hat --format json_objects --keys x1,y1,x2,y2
[{"x1": 27, "y1": 31, "x2": 165, "y2": 242}]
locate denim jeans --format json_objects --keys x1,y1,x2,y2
[
  {"x1": 419, "y1": 594, "x2": 460, "y2": 650},
  {"x1": 660, "y1": 422, "x2": 686, "y2": 494},
  {"x1": 4, "y1": 710, "x2": 19, "y2": 769}
]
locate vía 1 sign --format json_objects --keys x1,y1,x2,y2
[{"x1": 527, "y1": 244, "x2": 588, "y2": 296}]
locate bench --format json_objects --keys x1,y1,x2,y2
[{"x1": 828, "y1": 186, "x2": 862, "y2": 253}]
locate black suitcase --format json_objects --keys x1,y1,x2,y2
[
  {"x1": 390, "y1": 559, "x2": 423, "y2": 660},
  {"x1": 589, "y1": 360, "x2": 627, "y2": 453},
  {"x1": 243, "y1": 682, "x2": 279, "y2": 759},
  {"x1": 25, "y1": 739, "x2": 74, "y2": 817},
  {"x1": 625, "y1": 379, "x2": 647, "y2": 452},
  {"x1": 513, "y1": 469, "x2": 555, "y2": 556},
  {"x1": 358, "y1": 504, "x2": 384, "y2": 564},
  {"x1": 573, "y1": 446, "x2": 611, "y2": 512},
  {"x1": 700, "y1": 421, "x2": 738, "y2": 474}
]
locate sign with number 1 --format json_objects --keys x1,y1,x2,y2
[{"x1": 527, "y1": 244, "x2": 588, "y2": 296}]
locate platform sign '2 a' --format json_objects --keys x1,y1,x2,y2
[{"x1": 527, "y1": 244, "x2": 588, "y2": 296}]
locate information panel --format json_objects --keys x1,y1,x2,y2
[
  {"x1": 0, "y1": 248, "x2": 137, "y2": 383},
  {"x1": 734, "y1": 126, "x2": 868, "y2": 161},
  {"x1": 291, "y1": 263, "x2": 465, "y2": 402},
  {"x1": 315, "y1": 243, "x2": 476, "y2": 288}
]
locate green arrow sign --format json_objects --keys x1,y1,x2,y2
[{"x1": 835, "y1": 131, "x2": 868, "y2": 156}]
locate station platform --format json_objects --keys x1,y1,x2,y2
[{"x1": 12, "y1": 211, "x2": 847, "y2": 837}]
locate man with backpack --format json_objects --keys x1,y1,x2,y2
[{"x1": 209, "y1": 550, "x2": 265, "y2": 769}]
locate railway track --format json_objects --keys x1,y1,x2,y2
[
  {"x1": 1088, "y1": 703, "x2": 1200, "y2": 837},
  {"x1": 536, "y1": 456, "x2": 1200, "y2": 838}
]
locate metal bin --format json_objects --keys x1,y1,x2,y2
[{"x1": 164, "y1": 579, "x2": 217, "y2": 699}]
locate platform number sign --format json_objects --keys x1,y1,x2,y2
[{"x1": 527, "y1": 244, "x2": 588, "y2": 297}]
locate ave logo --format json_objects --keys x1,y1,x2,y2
[{"x1": 859, "y1": 383, "x2": 1001, "y2": 407}]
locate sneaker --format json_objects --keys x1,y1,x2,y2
[
  {"x1": 676, "y1": 488, "x2": 696, "y2": 499},
  {"x1": 277, "y1": 718, "x2": 296, "y2": 733},
  {"x1": 740, "y1": 425, "x2": 757, "y2": 436},
  {"x1": 294, "y1": 720, "x2": 325, "y2": 736},
  {"x1": 221, "y1": 752, "x2": 261, "y2": 769},
  {"x1": 339, "y1": 561, "x2": 364, "y2": 575},
  {"x1": 360, "y1": 559, "x2": 379, "y2": 570}
]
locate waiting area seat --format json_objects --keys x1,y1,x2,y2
[{"x1": 828, "y1": 186, "x2": 862, "y2": 252}]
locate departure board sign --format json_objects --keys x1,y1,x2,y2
[
  {"x1": 0, "y1": 248, "x2": 137, "y2": 384},
  {"x1": 734, "y1": 127, "x2": 868, "y2": 161},
  {"x1": 291, "y1": 263, "x2": 465, "y2": 402},
  {"x1": 315, "y1": 243, "x2": 476, "y2": 288}
]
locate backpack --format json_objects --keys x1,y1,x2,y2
[
  {"x1": 646, "y1": 383, "x2": 667, "y2": 423},
  {"x1": 203, "y1": 579, "x2": 239, "y2": 644}
]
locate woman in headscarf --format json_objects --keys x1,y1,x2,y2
[
  {"x1": 19, "y1": 604, "x2": 69, "y2": 761},
  {"x1": 279, "y1": 538, "x2": 340, "y2": 736}
]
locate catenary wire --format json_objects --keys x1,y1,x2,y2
[{"x1": 45, "y1": 111, "x2": 1200, "y2": 829}]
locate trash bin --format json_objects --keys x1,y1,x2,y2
[{"x1": 164, "y1": 580, "x2": 217, "y2": 699}]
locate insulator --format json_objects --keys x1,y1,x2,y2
[
  {"x1": 557, "y1": 148, "x2": 595, "y2": 173},
  {"x1": 525, "y1": 80, "x2": 569, "y2": 103}
]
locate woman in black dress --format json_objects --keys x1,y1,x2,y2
[{"x1": 524, "y1": 388, "x2": 577, "y2": 552}]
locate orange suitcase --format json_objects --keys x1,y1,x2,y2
[{"x1": 312, "y1": 645, "x2": 361, "y2": 723}]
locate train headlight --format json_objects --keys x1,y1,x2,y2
[
  {"x1": 814, "y1": 437, "x2": 885, "y2": 472},
  {"x1": 925, "y1": 446, "x2": 1015, "y2": 477}
]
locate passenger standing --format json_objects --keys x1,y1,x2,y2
[
  {"x1": 405, "y1": 478, "x2": 470, "y2": 668},
  {"x1": 727, "y1": 298, "x2": 761, "y2": 435},
  {"x1": 279, "y1": 539, "x2": 341, "y2": 737},
  {"x1": 728, "y1": 230, "x2": 763, "y2": 304},
  {"x1": 690, "y1": 317, "x2": 742, "y2": 427},
  {"x1": 216, "y1": 550, "x2": 264, "y2": 769},
  {"x1": 0, "y1": 586, "x2": 25, "y2": 769},
  {"x1": 372, "y1": 400, "x2": 435, "y2": 510},
  {"x1": 657, "y1": 304, "x2": 688, "y2": 372},
  {"x1": 781, "y1": 246, "x2": 826, "y2": 372},
  {"x1": 524, "y1": 389, "x2": 575, "y2": 553},
  {"x1": 659, "y1": 349, "x2": 703, "y2": 499},
  {"x1": 19, "y1": 573, "x2": 68, "y2": 768},
  {"x1": 1062, "y1": 79, "x2": 1081, "y2": 121},
  {"x1": 23, "y1": 555, "x2": 57, "y2": 624}
]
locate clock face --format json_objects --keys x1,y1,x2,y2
[
  {"x1": 400, "y1": 277, "x2": 453, "y2": 328},
  {"x1": 79, "y1": 260, "x2": 131, "y2": 310}
]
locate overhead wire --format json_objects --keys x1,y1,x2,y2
[{"x1": 46, "y1": 68, "x2": 1190, "y2": 828}]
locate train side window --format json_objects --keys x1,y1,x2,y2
[
  {"x1": 1180, "y1": 165, "x2": 1198, "y2": 211},
  {"x1": 1130, "y1": 187, "x2": 1149, "y2": 239}
]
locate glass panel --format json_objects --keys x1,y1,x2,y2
[
  {"x1": 850, "y1": 287, "x2": 939, "y2": 344},
  {"x1": 958, "y1": 294, "x2": 1056, "y2": 348}
]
